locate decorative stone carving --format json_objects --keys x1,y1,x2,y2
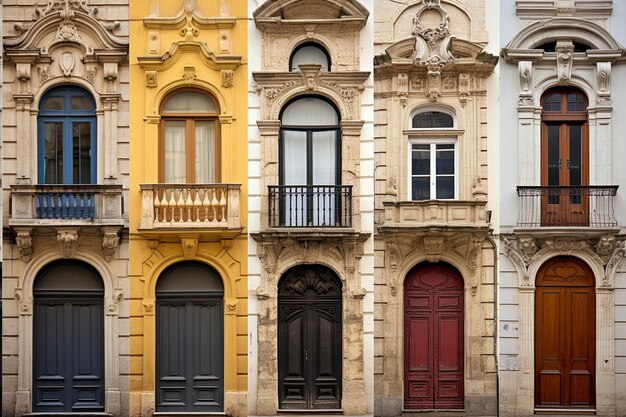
[
  {"x1": 16, "y1": 231, "x2": 33, "y2": 262},
  {"x1": 518, "y1": 61, "x2": 532, "y2": 94},
  {"x1": 60, "y1": 51, "x2": 75, "y2": 77},
  {"x1": 472, "y1": 176, "x2": 487, "y2": 201},
  {"x1": 183, "y1": 65, "x2": 196, "y2": 81},
  {"x1": 85, "y1": 66, "x2": 96, "y2": 84},
  {"x1": 180, "y1": 12, "x2": 199, "y2": 40},
  {"x1": 597, "y1": 62, "x2": 611, "y2": 96},
  {"x1": 145, "y1": 71, "x2": 157, "y2": 88},
  {"x1": 15, "y1": 288, "x2": 33, "y2": 315},
  {"x1": 143, "y1": 300, "x2": 154, "y2": 315},
  {"x1": 424, "y1": 235, "x2": 444, "y2": 262},
  {"x1": 102, "y1": 231, "x2": 120, "y2": 261},
  {"x1": 556, "y1": 41, "x2": 574, "y2": 85},
  {"x1": 106, "y1": 289, "x2": 124, "y2": 315},
  {"x1": 57, "y1": 229, "x2": 79, "y2": 257},
  {"x1": 38, "y1": 65, "x2": 50, "y2": 86},
  {"x1": 397, "y1": 73, "x2": 408, "y2": 106},
  {"x1": 37, "y1": 0, "x2": 97, "y2": 18},
  {"x1": 595, "y1": 234, "x2": 615, "y2": 258},
  {"x1": 225, "y1": 298, "x2": 239, "y2": 314},
  {"x1": 518, "y1": 236, "x2": 539, "y2": 260},
  {"x1": 411, "y1": 75, "x2": 426, "y2": 92},
  {"x1": 181, "y1": 237, "x2": 199, "y2": 259},
  {"x1": 221, "y1": 70, "x2": 234, "y2": 88},
  {"x1": 57, "y1": 22, "x2": 82, "y2": 43}
]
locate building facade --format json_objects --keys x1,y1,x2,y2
[
  {"x1": 128, "y1": 0, "x2": 248, "y2": 415},
  {"x1": 373, "y1": 1, "x2": 499, "y2": 415},
  {"x1": 2, "y1": 0, "x2": 130, "y2": 415},
  {"x1": 247, "y1": 0, "x2": 375, "y2": 414},
  {"x1": 498, "y1": 0, "x2": 626, "y2": 416}
]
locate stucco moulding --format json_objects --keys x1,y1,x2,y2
[
  {"x1": 253, "y1": 0, "x2": 369, "y2": 30},
  {"x1": 375, "y1": 37, "x2": 498, "y2": 77},
  {"x1": 137, "y1": 41, "x2": 242, "y2": 71},
  {"x1": 143, "y1": 12, "x2": 235, "y2": 30},
  {"x1": 502, "y1": 17, "x2": 626, "y2": 64},
  {"x1": 515, "y1": 1, "x2": 613, "y2": 19},
  {"x1": 4, "y1": 3, "x2": 127, "y2": 62}
]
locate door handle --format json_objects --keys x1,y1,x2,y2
[
  {"x1": 558, "y1": 159, "x2": 562, "y2": 169},
  {"x1": 566, "y1": 159, "x2": 571, "y2": 169},
  {"x1": 305, "y1": 350, "x2": 308, "y2": 361}
]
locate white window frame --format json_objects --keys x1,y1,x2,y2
[
  {"x1": 407, "y1": 138, "x2": 459, "y2": 201},
  {"x1": 408, "y1": 107, "x2": 456, "y2": 130}
]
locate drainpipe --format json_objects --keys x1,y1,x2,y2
[{"x1": 486, "y1": 234, "x2": 500, "y2": 417}]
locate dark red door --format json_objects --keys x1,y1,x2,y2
[
  {"x1": 535, "y1": 256, "x2": 595, "y2": 408},
  {"x1": 404, "y1": 263, "x2": 464, "y2": 409}
]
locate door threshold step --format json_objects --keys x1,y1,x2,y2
[
  {"x1": 277, "y1": 410, "x2": 344, "y2": 415},
  {"x1": 153, "y1": 413, "x2": 227, "y2": 416},
  {"x1": 402, "y1": 411, "x2": 470, "y2": 417},
  {"x1": 24, "y1": 414, "x2": 113, "y2": 417},
  {"x1": 534, "y1": 409, "x2": 596, "y2": 415}
]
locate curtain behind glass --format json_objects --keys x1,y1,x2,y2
[
  {"x1": 195, "y1": 121, "x2": 216, "y2": 183},
  {"x1": 283, "y1": 130, "x2": 307, "y2": 226},
  {"x1": 164, "y1": 121, "x2": 186, "y2": 183},
  {"x1": 312, "y1": 130, "x2": 337, "y2": 225},
  {"x1": 282, "y1": 98, "x2": 338, "y2": 126}
]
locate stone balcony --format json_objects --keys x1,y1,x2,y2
[
  {"x1": 139, "y1": 183, "x2": 242, "y2": 239},
  {"x1": 380, "y1": 200, "x2": 490, "y2": 232}
]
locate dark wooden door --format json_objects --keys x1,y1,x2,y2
[
  {"x1": 33, "y1": 299, "x2": 104, "y2": 412},
  {"x1": 278, "y1": 266, "x2": 342, "y2": 409},
  {"x1": 404, "y1": 263, "x2": 464, "y2": 410},
  {"x1": 535, "y1": 256, "x2": 595, "y2": 408},
  {"x1": 541, "y1": 89, "x2": 589, "y2": 226},
  {"x1": 156, "y1": 298, "x2": 223, "y2": 411}
]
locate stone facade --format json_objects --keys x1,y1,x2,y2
[
  {"x1": 374, "y1": 1, "x2": 498, "y2": 415},
  {"x1": 498, "y1": 1, "x2": 626, "y2": 416},
  {"x1": 128, "y1": 0, "x2": 248, "y2": 415},
  {"x1": 2, "y1": 0, "x2": 130, "y2": 415},
  {"x1": 247, "y1": 0, "x2": 375, "y2": 414}
]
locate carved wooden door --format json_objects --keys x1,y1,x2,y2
[
  {"x1": 535, "y1": 256, "x2": 595, "y2": 408},
  {"x1": 278, "y1": 266, "x2": 342, "y2": 409},
  {"x1": 404, "y1": 263, "x2": 464, "y2": 410}
]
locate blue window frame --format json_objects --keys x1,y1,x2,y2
[{"x1": 38, "y1": 86, "x2": 97, "y2": 184}]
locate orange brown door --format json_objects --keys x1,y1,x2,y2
[{"x1": 535, "y1": 256, "x2": 595, "y2": 408}]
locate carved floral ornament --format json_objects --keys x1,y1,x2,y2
[{"x1": 502, "y1": 234, "x2": 626, "y2": 287}]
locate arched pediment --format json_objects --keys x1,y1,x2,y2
[
  {"x1": 253, "y1": 0, "x2": 369, "y2": 29},
  {"x1": 4, "y1": 9, "x2": 127, "y2": 57},
  {"x1": 137, "y1": 41, "x2": 242, "y2": 71},
  {"x1": 504, "y1": 17, "x2": 625, "y2": 58}
]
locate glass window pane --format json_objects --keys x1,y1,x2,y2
[
  {"x1": 194, "y1": 121, "x2": 216, "y2": 183},
  {"x1": 71, "y1": 96, "x2": 93, "y2": 111},
  {"x1": 312, "y1": 131, "x2": 337, "y2": 185},
  {"x1": 73, "y1": 123, "x2": 92, "y2": 184},
  {"x1": 543, "y1": 93, "x2": 561, "y2": 111},
  {"x1": 436, "y1": 176, "x2": 454, "y2": 199},
  {"x1": 569, "y1": 125, "x2": 582, "y2": 186},
  {"x1": 283, "y1": 130, "x2": 307, "y2": 185},
  {"x1": 291, "y1": 45, "x2": 329, "y2": 71},
  {"x1": 412, "y1": 111, "x2": 454, "y2": 128},
  {"x1": 42, "y1": 97, "x2": 65, "y2": 112},
  {"x1": 164, "y1": 92, "x2": 216, "y2": 113},
  {"x1": 164, "y1": 120, "x2": 187, "y2": 183},
  {"x1": 412, "y1": 145, "x2": 430, "y2": 175},
  {"x1": 436, "y1": 147, "x2": 454, "y2": 175},
  {"x1": 567, "y1": 93, "x2": 585, "y2": 112},
  {"x1": 547, "y1": 125, "x2": 560, "y2": 186},
  {"x1": 412, "y1": 177, "x2": 430, "y2": 200},
  {"x1": 44, "y1": 122, "x2": 64, "y2": 184},
  {"x1": 282, "y1": 98, "x2": 338, "y2": 126}
]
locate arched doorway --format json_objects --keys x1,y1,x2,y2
[
  {"x1": 404, "y1": 263, "x2": 464, "y2": 409},
  {"x1": 535, "y1": 256, "x2": 595, "y2": 408},
  {"x1": 155, "y1": 262, "x2": 224, "y2": 412},
  {"x1": 278, "y1": 265, "x2": 342, "y2": 409},
  {"x1": 33, "y1": 260, "x2": 104, "y2": 412}
]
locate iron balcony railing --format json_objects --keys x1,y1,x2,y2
[
  {"x1": 516, "y1": 185, "x2": 618, "y2": 228},
  {"x1": 268, "y1": 185, "x2": 352, "y2": 227}
]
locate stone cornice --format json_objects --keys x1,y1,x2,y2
[
  {"x1": 253, "y1": 0, "x2": 369, "y2": 31},
  {"x1": 253, "y1": 68, "x2": 371, "y2": 88},
  {"x1": 137, "y1": 41, "x2": 242, "y2": 71},
  {"x1": 143, "y1": 14, "x2": 235, "y2": 30}
]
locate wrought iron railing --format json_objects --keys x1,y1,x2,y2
[
  {"x1": 516, "y1": 185, "x2": 618, "y2": 227},
  {"x1": 268, "y1": 185, "x2": 352, "y2": 227},
  {"x1": 140, "y1": 183, "x2": 241, "y2": 229},
  {"x1": 10, "y1": 184, "x2": 123, "y2": 222}
]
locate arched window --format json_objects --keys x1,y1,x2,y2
[
  {"x1": 289, "y1": 42, "x2": 331, "y2": 71},
  {"x1": 278, "y1": 97, "x2": 341, "y2": 226},
  {"x1": 540, "y1": 88, "x2": 588, "y2": 226},
  {"x1": 38, "y1": 86, "x2": 96, "y2": 184},
  {"x1": 408, "y1": 108, "x2": 457, "y2": 200},
  {"x1": 160, "y1": 90, "x2": 220, "y2": 183}
]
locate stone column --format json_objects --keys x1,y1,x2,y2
[{"x1": 517, "y1": 286, "x2": 535, "y2": 415}]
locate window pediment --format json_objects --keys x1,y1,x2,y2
[{"x1": 253, "y1": 0, "x2": 368, "y2": 30}]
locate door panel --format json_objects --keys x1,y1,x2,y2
[
  {"x1": 34, "y1": 300, "x2": 104, "y2": 412},
  {"x1": 404, "y1": 264, "x2": 464, "y2": 410},
  {"x1": 535, "y1": 258, "x2": 595, "y2": 408},
  {"x1": 156, "y1": 299, "x2": 223, "y2": 412}
]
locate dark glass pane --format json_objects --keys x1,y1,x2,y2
[
  {"x1": 71, "y1": 96, "x2": 93, "y2": 111},
  {"x1": 412, "y1": 177, "x2": 430, "y2": 200},
  {"x1": 412, "y1": 111, "x2": 453, "y2": 128},
  {"x1": 573, "y1": 42, "x2": 591, "y2": 52},
  {"x1": 543, "y1": 93, "x2": 561, "y2": 111},
  {"x1": 73, "y1": 123, "x2": 92, "y2": 184},
  {"x1": 44, "y1": 123, "x2": 64, "y2": 184},
  {"x1": 436, "y1": 147, "x2": 454, "y2": 175},
  {"x1": 436, "y1": 176, "x2": 454, "y2": 199},
  {"x1": 547, "y1": 125, "x2": 560, "y2": 186},
  {"x1": 535, "y1": 41, "x2": 556, "y2": 52},
  {"x1": 569, "y1": 125, "x2": 582, "y2": 187},
  {"x1": 42, "y1": 97, "x2": 65, "y2": 112},
  {"x1": 567, "y1": 93, "x2": 585, "y2": 112},
  {"x1": 412, "y1": 145, "x2": 430, "y2": 175}
]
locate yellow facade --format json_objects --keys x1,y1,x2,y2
[{"x1": 129, "y1": 0, "x2": 247, "y2": 415}]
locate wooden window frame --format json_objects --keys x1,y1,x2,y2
[{"x1": 158, "y1": 88, "x2": 221, "y2": 183}]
